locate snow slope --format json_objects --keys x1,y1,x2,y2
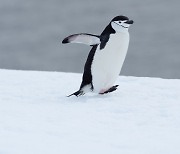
[{"x1": 0, "y1": 69, "x2": 180, "y2": 154}]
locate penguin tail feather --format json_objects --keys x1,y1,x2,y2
[{"x1": 67, "y1": 90, "x2": 85, "y2": 97}]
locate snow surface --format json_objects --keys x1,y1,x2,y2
[{"x1": 0, "y1": 69, "x2": 180, "y2": 154}]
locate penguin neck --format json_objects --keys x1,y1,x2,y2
[
  {"x1": 115, "y1": 26, "x2": 129, "y2": 34},
  {"x1": 101, "y1": 23, "x2": 129, "y2": 36},
  {"x1": 101, "y1": 24, "x2": 115, "y2": 36}
]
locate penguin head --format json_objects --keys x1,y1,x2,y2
[{"x1": 111, "y1": 15, "x2": 133, "y2": 32}]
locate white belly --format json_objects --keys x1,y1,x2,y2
[{"x1": 91, "y1": 33, "x2": 129, "y2": 93}]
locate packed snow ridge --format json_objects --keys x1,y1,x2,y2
[{"x1": 0, "y1": 69, "x2": 180, "y2": 154}]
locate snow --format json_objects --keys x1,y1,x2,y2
[{"x1": 0, "y1": 69, "x2": 180, "y2": 154}]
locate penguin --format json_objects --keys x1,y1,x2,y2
[{"x1": 62, "y1": 15, "x2": 134, "y2": 97}]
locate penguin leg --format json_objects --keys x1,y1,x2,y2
[{"x1": 99, "y1": 85, "x2": 119, "y2": 95}]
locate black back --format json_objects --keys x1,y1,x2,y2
[
  {"x1": 99, "y1": 23, "x2": 115, "y2": 50},
  {"x1": 80, "y1": 45, "x2": 98, "y2": 90}
]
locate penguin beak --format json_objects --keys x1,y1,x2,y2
[{"x1": 125, "y1": 20, "x2": 134, "y2": 24}]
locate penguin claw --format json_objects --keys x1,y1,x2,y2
[
  {"x1": 67, "y1": 90, "x2": 84, "y2": 97},
  {"x1": 99, "y1": 85, "x2": 119, "y2": 94}
]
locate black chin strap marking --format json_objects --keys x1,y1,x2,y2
[
  {"x1": 121, "y1": 25, "x2": 128, "y2": 28},
  {"x1": 113, "y1": 21, "x2": 128, "y2": 28}
]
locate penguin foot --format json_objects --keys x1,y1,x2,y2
[
  {"x1": 99, "y1": 85, "x2": 119, "y2": 94},
  {"x1": 67, "y1": 90, "x2": 85, "y2": 97}
]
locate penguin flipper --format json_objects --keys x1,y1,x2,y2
[
  {"x1": 67, "y1": 90, "x2": 85, "y2": 97},
  {"x1": 62, "y1": 33, "x2": 100, "y2": 46}
]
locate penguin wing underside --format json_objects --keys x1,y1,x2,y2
[{"x1": 62, "y1": 33, "x2": 100, "y2": 46}]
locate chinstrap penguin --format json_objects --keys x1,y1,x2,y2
[{"x1": 62, "y1": 15, "x2": 134, "y2": 97}]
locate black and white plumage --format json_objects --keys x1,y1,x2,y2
[{"x1": 62, "y1": 15, "x2": 134, "y2": 97}]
